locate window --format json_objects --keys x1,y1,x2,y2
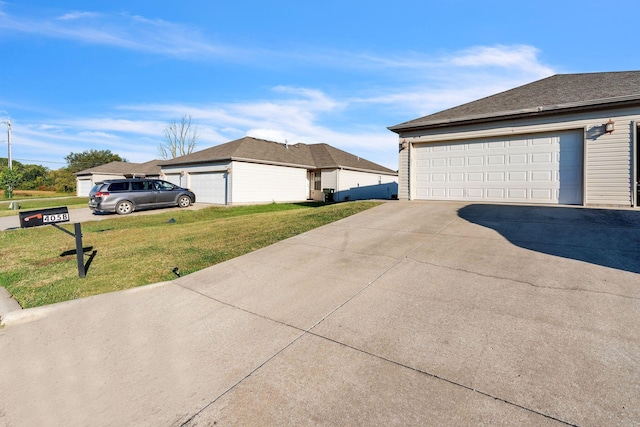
[
  {"x1": 314, "y1": 172, "x2": 321, "y2": 191},
  {"x1": 108, "y1": 182, "x2": 129, "y2": 192},
  {"x1": 154, "y1": 180, "x2": 175, "y2": 191},
  {"x1": 131, "y1": 181, "x2": 154, "y2": 191}
]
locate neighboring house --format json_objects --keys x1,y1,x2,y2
[
  {"x1": 389, "y1": 71, "x2": 640, "y2": 207},
  {"x1": 75, "y1": 160, "x2": 162, "y2": 197},
  {"x1": 159, "y1": 136, "x2": 398, "y2": 204}
]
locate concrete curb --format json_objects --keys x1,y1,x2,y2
[
  {"x1": 0, "y1": 281, "x2": 173, "y2": 326},
  {"x1": 0, "y1": 286, "x2": 22, "y2": 324}
]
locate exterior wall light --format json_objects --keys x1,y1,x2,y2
[{"x1": 605, "y1": 119, "x2": 615, "y2": 133}]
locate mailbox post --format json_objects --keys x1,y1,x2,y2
[{"x1": 18, "y1": 207, "x2": 86, "y2": 278}]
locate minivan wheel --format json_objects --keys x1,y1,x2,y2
[
  {"x1": 178, "y1": 195, "x2": 191, "y2": 208},
  {"x1": 115, "y1": 200, "x2": 134, "y2": 215}
]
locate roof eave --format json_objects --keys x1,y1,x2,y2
[
  {"x1": 336, "y1": 166, "x2": 398, "y2": 175},
  {"x1": 160, "y1": 156, "x2": 316, "y2": 169},
  {"x1": 159, "y1": 157, "x2": 231, "y2": 167},
  {"x1": 388, "y1": 94, "x2": 640, "y2": 133}
]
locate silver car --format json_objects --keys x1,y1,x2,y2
[{"x1": 89, "y1": 179, "x2": 196, "y2": 215}]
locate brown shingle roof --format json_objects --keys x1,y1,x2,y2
[
  {"x1": 75, "y1": 160, "x2": 161, "y2": 176},
  {"x1": 160, "y1": 136, "x2": 396, "y2": 174},
  {"x1": 389, "y1": 71, "x2": 640, "y2": 132}
]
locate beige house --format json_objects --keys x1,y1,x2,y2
[
  {"x1": 159, "y1": 136, "x2": 398, "y2": 204},
  {"x1": 389, "y1": 71, "x2": 640, "y2": 207}
]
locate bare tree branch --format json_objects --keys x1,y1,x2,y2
[{"x1": 159, "y1": 114, "x2": 199, "y2": 159}]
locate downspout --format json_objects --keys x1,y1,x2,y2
[
  {"x1": 582, "y1": 126, "x2": 588, "y2": 206},
  {"x1": 633, "y1": 122, "x2": 638, "y2": 207},
  {"x1": 408, "y1": 140, "x2": 412, "y2": 200}
]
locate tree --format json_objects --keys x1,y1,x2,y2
[
  {"x1": 49, "y1": 169, "x2": 76, "y2": 193},
  {"x1": 19, "y1": 164, "x2": 51, "y2": 190},
  {"x1": 65, "y1": 149, "x2": 127, "y2": 174},
  {"x1": 0, "y1": 168, "x2": 22, "y2": 198},
  {"x1": 159, "y1": 114, "x2": 199, "y2": 159},
  {"x1": 0, "y1": 158, "x2": 24, "y2": 168}
]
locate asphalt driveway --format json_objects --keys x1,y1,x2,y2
[{"x1": 1, "y1": 201, "x2": 639, "y2": 426}]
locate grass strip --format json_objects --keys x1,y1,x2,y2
[{"x1": 0, "y1": 201, "x2": 379, "y2": 308}]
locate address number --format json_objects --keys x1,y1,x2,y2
[{"x1": 43, "y1": 213, "x2": 69, "y2": 223}]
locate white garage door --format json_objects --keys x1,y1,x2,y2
[
  {"x1": 164, "y1": 174, "x2": 182, "y2": 187},
  {"x1": 413, "y1": 131, "x2": 583, "y2": 204},
  {"x1": 77, "y1": 179, "x2": 93, "y2": 197},
  {"x1": 189, "y1": 172, "x2": 227, "y2": 204}
]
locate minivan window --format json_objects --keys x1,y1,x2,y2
[
  {"x1": 154, "y1": 181, "x2": 175, "y2": 191},
  {"x1": 131, "y1": 181, "x2": 153, "y2": 191},
  {"x1": 108, "y1": 182, "x2": 129, "y2": 192}
]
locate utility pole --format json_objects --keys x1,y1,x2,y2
[
  {"x1": 2, "y1": 119, "x2": 13, "y2": 199},
  {"x1": 6, "y1": 119, "x2": 11, "y2": 170}
]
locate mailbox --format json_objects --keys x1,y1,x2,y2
[{"x1": 19, "y1": 207, "x2": 70, "y2": 228}]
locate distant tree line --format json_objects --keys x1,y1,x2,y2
[
  {"x1": 0, "y1": 115, "x2": 195, "y2": 197},
  {"x1": 0, "y1": 149, "x2": 126, "y2": 197}
]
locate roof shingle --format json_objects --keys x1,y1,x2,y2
[
  {"x1": 389, "y1": 71, "x2": 640, "y2": 132},
  {"x1": 160, "y1": 136, "x2": 396, "y2": 174},
  {"x1": 75, "y1": 160, "x2": 161, "y2": 176}
]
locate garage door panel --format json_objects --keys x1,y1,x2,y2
[
  {"x1": 509, "y1": 154, "x2": 527, "y2": 164},
  {"x1": 487, "y1": 172, "x2": 505, "y2": 181},
  {"x1": 508, "y1": 189, "x2": 527, "y2": 199},
  {"x1": 413, "y1": 131, "x2": 583, "y2": 205},
  {"x1": 468, "y1": 156, "x2": 484, "y2": 165},
  {"x1": 189, "y1": 172, "x2": 226, "y2": 204},
  {"x1": 508, "y1": 139, "x2": 528, "y2": 147},
  {"x1": 468, "y1": 172, "x2": 483, "y2": 182},
  {"x1": 509, "y1": 171, "x2": 527, "y2": 181}
]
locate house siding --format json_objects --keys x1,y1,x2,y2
[
  {"x1": 585, "y1": 121, "x2": 633, "y2": 206},
  {"x1": 230, "y1": 161, "x2": 308, "y2": 204},
  {"x1": 395, "y1": 107, "x2": 640, "y2": 207},
  {"x1": 334, "y1": 169, "x2": 397, "y2": 202},
  {"x1": 398, "y1": 146, "x2": 410, "y2": 200}
]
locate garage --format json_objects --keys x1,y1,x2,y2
[
  {"x1": 77, "y1": 179, "x2": 94, "y2": 197},
  {"x1": 188, "y1": 172, "x2": 227, "y2": 204},
  {"x1": 391, "y1": 72, "x2": 640, "y2": 207},
  {"x1": 413, "y1": 130, "x2": 583, "y2": 204},
  {"x1": 164, "y1": 173, "x2": 182, "y2": 187}
]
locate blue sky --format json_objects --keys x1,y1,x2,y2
[{"x1": 0, "y1": 1, "x2": 638, "y2": 170}]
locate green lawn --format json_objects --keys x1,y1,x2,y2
[{"x1": 0, "y1": 201, "x2": 379, "y2": 308}]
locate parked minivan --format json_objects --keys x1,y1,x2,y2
[{"x1": 89, "y1": 179, "x2": 196, "y2": 215}]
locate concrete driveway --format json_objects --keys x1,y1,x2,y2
[{"x1": 1, "y1": 201, "x2": 639, "y2": 426}]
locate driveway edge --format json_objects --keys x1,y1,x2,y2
[{"x1": 0, "y1": 286, "x2": 22, "y2": 324}]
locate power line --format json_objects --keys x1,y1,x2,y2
[{"x1": 13, "y1": 158, "x2": 67, "y2": 164}]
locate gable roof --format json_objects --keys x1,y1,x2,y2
[
  {"x1": 160, "y1": 136, "x2": 396, "y2": 174},
  {"x1": 389, "y1": 71, "x2": 640, "y2": 132},
  {"x1": 75, "y1": 160, "x2": 162, "y2": 176}
]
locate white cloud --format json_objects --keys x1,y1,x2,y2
[
  {"x1": 8, "y1": 42, "x2": 556, "y2": 171},
  {"x1": 57, "y1": 11, "x2": 100, "y2": 21},
  {"x1": 448, "y1": 45, "x2": 554, "y2": 75},
  {"x1": 0, "y1": 10, "x2": 233, "y2": 59}
]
